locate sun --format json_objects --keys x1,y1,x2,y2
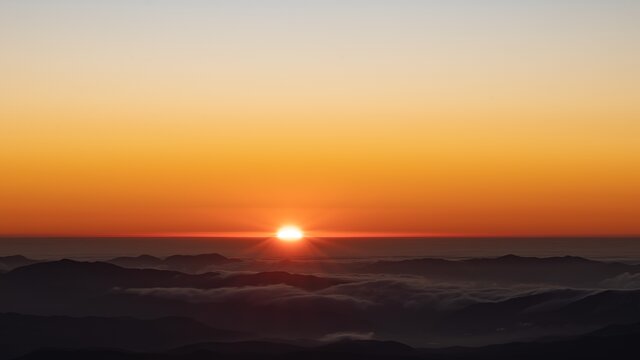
[{"x1": 276, "y1": 225, "x2": 304, "y2": 242}]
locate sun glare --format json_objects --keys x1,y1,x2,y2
[{"x1": 276, "y1": 226, "x2": 304, "y2": 242}]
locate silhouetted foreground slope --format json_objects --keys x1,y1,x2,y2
[
  {"x1": 0, "y1": 313, "x2": 246, "y2": 360},
  {"x1": 14, "y1": 322, "x2": 640, "y2": 360}
]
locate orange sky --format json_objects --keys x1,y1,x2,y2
[{"x1": 1, "y1": 1, "x2": 639, "y2": 237}]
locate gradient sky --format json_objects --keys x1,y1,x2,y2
[{"x1": 1, "y1": 0, "x2": 639, "y2": 237}]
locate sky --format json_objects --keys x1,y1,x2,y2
[{"x1": 1, "y1": 0, "x2": 639, "y2": 237}]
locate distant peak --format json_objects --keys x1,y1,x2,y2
[
  {"x1": 165, "y1": 253, "x2": 228, "y2": 260},
  {"x1": 0, "y1": 255, "x2": 29, "y2": 260},
  {"x1": 496, "y1": 254, "x2": 525, "y2": 260},
  {"x1": 10, "y1": 259, "x2": 119, "y2": 273}
]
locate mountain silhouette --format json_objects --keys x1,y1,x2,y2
[
  {"x1": 0, "y1": 255, "x2": 39, "y2": 271},
  {"x1": 107, "y1": 253, "x2": 241, "y2": 272},
  {"x1": 0, "y1": 260, "x2": 348, "y2": 315},
  {"x1": 358, "y1": 254, "x2": 640, "y2": 286}
]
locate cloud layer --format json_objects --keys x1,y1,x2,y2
[{"x1": 116, "y1": 273, "x2": 634, "y2": 346}]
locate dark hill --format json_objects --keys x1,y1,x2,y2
[
  {"x1": 0, "y1": 255, "x2": 40, "y2": 271},
  {"x1": 0, "y1": 313, "x2": 246, "y2": 360},
  {"x1": 107, "y1": 253, "x2": 241, "y2": 272}
]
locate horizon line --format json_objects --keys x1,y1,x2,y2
[{"x1": 1, "y1": 232, "x2": 640, "y2": 240}]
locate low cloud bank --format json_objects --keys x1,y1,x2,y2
[
  {"x1": 122, "y1": 283, "x2": 373, "y2": 308},
  {"x1": 114, "y1": 273, "x2": 640, "y2": 347},
  {"x1": 120, "y1": 275, "x2": 602, "y2": 312},
  {"x1": 600, "y1": 272, "x2": 640, "y2": 289},
  {"x1": 320, "y1": 331, "x2": 375, "y2": 342}
]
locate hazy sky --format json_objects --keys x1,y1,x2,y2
[{"x1": 1, "y1": 0, "x2": 639, "y2": 236}]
